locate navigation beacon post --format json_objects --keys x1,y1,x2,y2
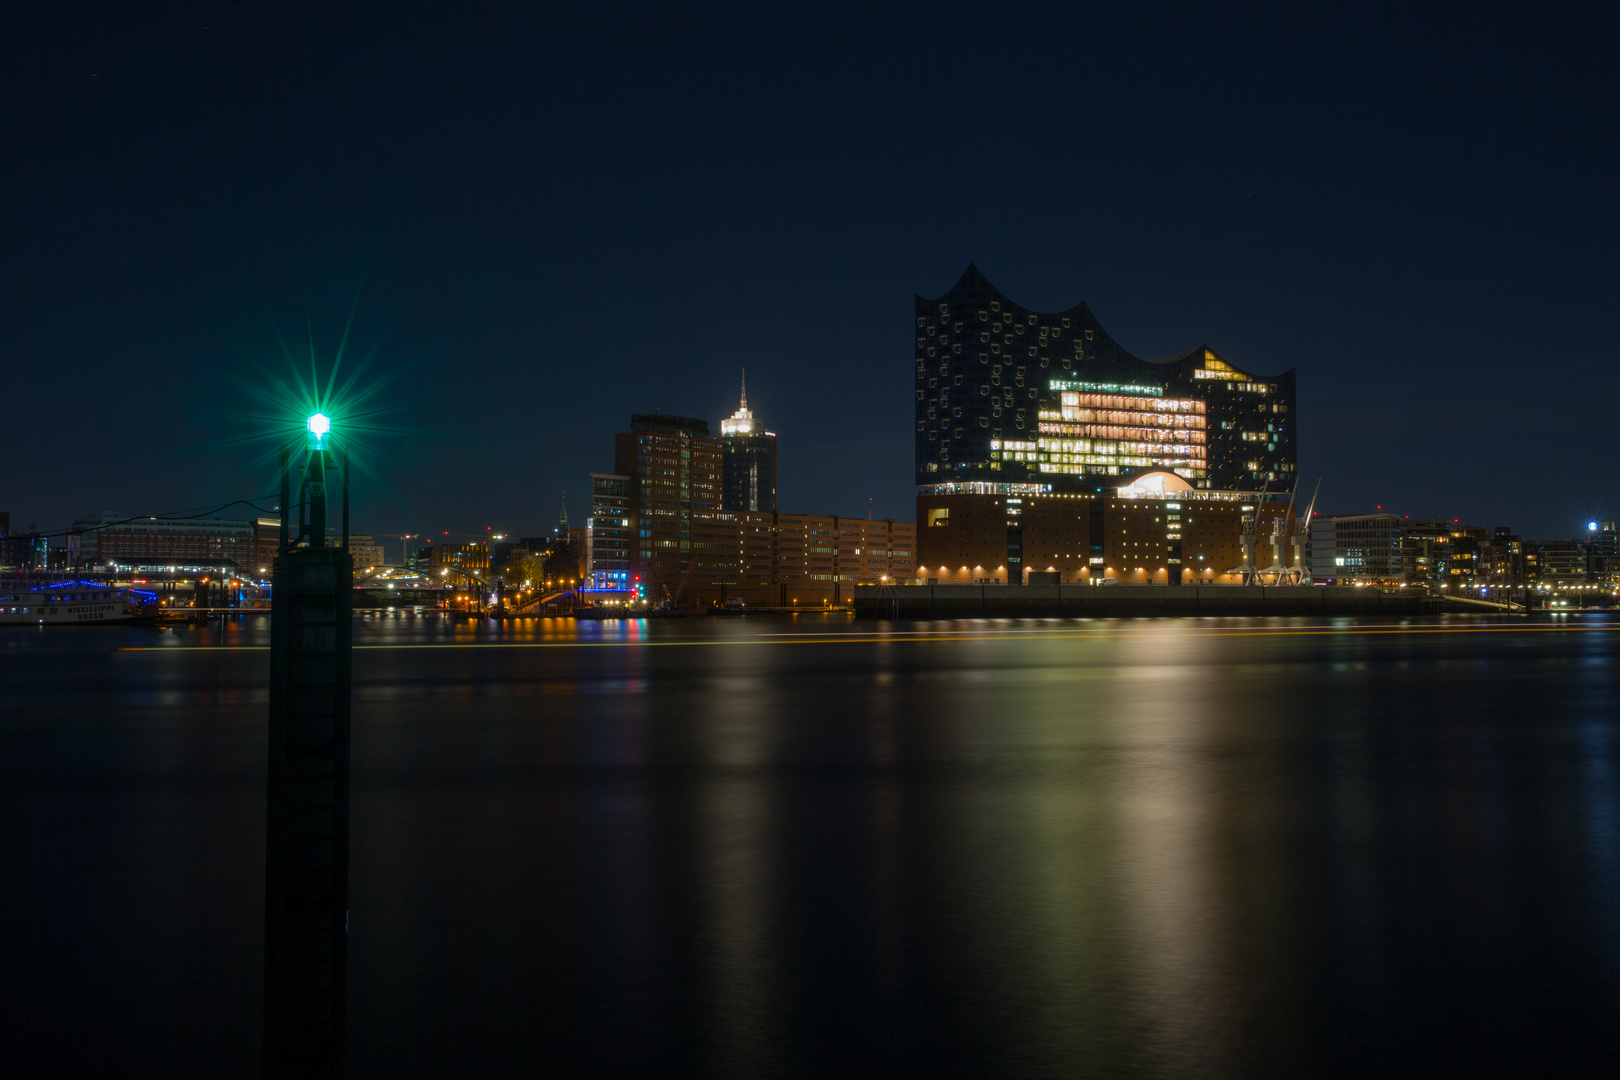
[{"x1": 263, "y1": 412, "x2": 354, "y2": 1078}]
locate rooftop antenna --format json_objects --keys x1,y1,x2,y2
[
  {"x1": 740, "y1": 367, "x2": 747, "y2": 409},
  {"x1": 559, "y1": 491, "x2": 568, "y2": 531},
  {"x1": 868, "y1": 497, "x2": 873, "y2": 520}
]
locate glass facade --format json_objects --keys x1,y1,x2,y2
[
  {"x1": 720, "y1": 433, "x2": 777, "y2": 514},
  {"x1": 915, "y1": 265, "x2": 1295, "y2": 492}
]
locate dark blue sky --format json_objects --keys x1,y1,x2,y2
[{"x1": 4, "y1": 2, "x2": 1616, "y2": 541}]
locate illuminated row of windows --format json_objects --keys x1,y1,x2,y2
[
  {"x1": 993, "y1": 437, "x2": 1207, "y2": 460},
  {"x1": 1057, "y1": 391, "x2": 1205, "y2": 415},
  {"x1": 1048, "y1": 380, "x2": 1159, "y2": 397},
  {"x1": 1045, "y1": 408, "x2": 1205, "y2": 429},
  {"x1": 993, "y1": 450, "x2": 1202, "y2": 473},
  {"x1": 1038, "y1": 422, "x2": 1205, "y2": 443}
]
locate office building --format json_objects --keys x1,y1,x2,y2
[
  {"x1": 1534, "y1": 540, "x2": 1586, "y2": 585},
  {"x1": 1308, "y1": 514, "x2": 1401, "y2": 583},
  {"x1": 73, "y1": 512, "x2": 255, "y2": 571},
  {"x1": 3, "y1": 529, "x2": 46, "y2": 572},
  {"x1": 1586, "y1": 521, "x2": 1619, "y2": 582},
  {"x1": 242, "y1": 519, "x2": 382, "y2": 577},
  {"x1": 430, "y1": 542, "x2": 489, "y2": 576},
  {"x1": 1399, "y1": 520, "x2": 1457, "y2": 584},
  {"x1": 1445, "y1": 525, "x2": 1489, "y2": 584},
  {"x1": 613, "y1": 414, "x2": 724, "y2": 595},
  {"x1": 719, "y1": 374, "x2": 777, "y2": 513},
  {"x1": 836, "y1": 517, "x2": 916, "y2": 587},
  {"x1": 915, "y1": 265, "x2": 1295, "y2": 493},
  {"x1": 738, "y1": 511, "x2": 778, "y2": 589},
  {"x1": 347, "y1": 536, "x2": 387, "y2": 570},
  {"x1": 583, "y1": 470, "x2": 632, "y2": 588},
  {"x1": 704, "y1": 512, "x2": 916, "y2": 606},
  {"x1": 1479, "y1": 528, "x2": 1526, "y2": 586}
]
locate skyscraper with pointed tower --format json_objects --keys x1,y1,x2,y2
[{"x1": 719, "y1": 370, "x2": 777, "y2": 513}]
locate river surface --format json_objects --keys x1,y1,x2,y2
[{"x1": 3, "y1": 612, "x2": 1618, "y2": 1077}]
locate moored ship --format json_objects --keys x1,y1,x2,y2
[{"x1": 0, "y1": 580, "x2": 159, "y2": 625}]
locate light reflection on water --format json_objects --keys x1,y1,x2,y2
[{"x1": 2, "y1": 613, "x2": 1618, "y2": 1076}]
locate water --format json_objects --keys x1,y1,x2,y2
[{"x1": 3, "y1": 612, "x2": 1618, "y2": 1077}]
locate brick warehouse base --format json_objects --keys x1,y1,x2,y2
[{"x1": 854, "y1": 583, "x2": 1435, "y2": 619}]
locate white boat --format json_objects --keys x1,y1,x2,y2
[{"x1": 0, "y1": 580, "x2": 158, "y2": 625}]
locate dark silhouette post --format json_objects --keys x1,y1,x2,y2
[{"x1": 264, "y1": 417, "x2": 352, "y2": 1078}]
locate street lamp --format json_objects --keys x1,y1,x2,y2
[{"x1": 307, "y1": 412, "x2": 331, "y2": 442}]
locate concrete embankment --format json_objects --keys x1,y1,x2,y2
[{"x1": 853, "y1": 583, "x2": 1436, "y2": 619}]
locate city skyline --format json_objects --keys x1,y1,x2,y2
[
  {"x1": 7, "y1": 10, "x2": 1620, "y2": 1076},
  {"x1": 2, "y1": 359, "x2": 1612, "y2": 553},
  {"x1": 4, "y1": 7, "x2": 1617, "y2": 539},
  {"x1": 1, "y1": 256, "x2": 1611, "y2": 542}
]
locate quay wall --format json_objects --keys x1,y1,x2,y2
[{"x1": 854, "y1": 584, "x2": 1434, "y2": 619}]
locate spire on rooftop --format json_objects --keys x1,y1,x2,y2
[{"x1": 721, "y1": 368, "x2": 756, "y2": 435}]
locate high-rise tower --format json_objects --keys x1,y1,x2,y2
[
  {"x1": 614, "y1": 414, "x2": 727, "y2": 595},
  {"x1": 719, "y1": 370, "x2": 778, "y2": 513}
]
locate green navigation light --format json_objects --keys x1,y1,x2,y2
[{"x1": 307, "y1": 412, "x2": 331, "y2": 440}]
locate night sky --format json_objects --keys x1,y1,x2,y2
[{"x1": 4, "y1": 3, "x2": 1616, "y2": 543}]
